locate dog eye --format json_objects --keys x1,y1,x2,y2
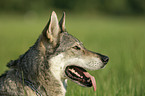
[{"x1": 73, "y1": 46, "x2": 81, "y2": 50}]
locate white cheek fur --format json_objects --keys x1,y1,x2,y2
[{"x1": 49, "y1": 53, "x2": 103, "y2": 80}]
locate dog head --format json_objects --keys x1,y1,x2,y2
[{"x1": 39, "y1": 11, "x2": 109, "y2": 91}]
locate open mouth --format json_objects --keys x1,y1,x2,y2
[{"x1": 65, "y1": 65, "x2": 96, "y2": 91}]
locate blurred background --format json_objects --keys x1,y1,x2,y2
[
  {"x1": 0, "y1": 0, "x2": 145, "y2": 15},
  {"x1": 0, "y1": 0, "x2": 145, "y2": 96}
]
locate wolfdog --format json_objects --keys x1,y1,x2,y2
[{"x1": 0, "y1": 11, "x2": 109, "y2": 96}]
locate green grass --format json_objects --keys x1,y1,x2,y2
[{"x1": 0, "y1": 13, "x2": 145, "y2": 96}]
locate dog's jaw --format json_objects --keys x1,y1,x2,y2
[{"x1": 49, "y1": 51, "x2": 106, "y2": 95}]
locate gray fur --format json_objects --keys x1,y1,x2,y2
[{"x1": 0, "y1": 11, "x2": 109, "y2": 96}]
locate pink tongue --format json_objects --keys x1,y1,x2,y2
[{"x1": 83, "y1": 72, "x2": 96, "y2": 91}]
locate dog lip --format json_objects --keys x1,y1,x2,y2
[{"x1": 100, "y1": 64, "x2": 106, "y2": 68}]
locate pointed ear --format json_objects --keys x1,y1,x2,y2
[
  {"x1": 59, "y1": 12, "x2": 66, "y2": 32},
  {"x1": 42, "y1": 11, "x2": 60, "y2": 47}
]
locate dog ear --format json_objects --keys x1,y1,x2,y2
[
  {"x1": 59, "y1": 12, "x2": 66, "y2": 32},
  {"x1": 42, "y1": 11, "x2": 61, "y2": 47}
]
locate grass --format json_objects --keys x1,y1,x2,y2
[{"x1": 0, "y1": 13, "x2": 145, "y2": 96}]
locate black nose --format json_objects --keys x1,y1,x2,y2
[{"x1": 101, "y1": 55, "x2": 109, "y2": 64}]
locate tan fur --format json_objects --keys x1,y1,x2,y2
[{"x1": 0, "y1": 11, "x2": 109, "y2": 96}]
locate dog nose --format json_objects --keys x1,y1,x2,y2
[{"x1": 101, "y1": 55, "x2": 109, "y2": 64}]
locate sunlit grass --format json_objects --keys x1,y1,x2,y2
[{"x1": 0, "y1": 13, "x2": 145, "y2": 96}]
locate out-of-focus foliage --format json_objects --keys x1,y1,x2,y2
[{"x1": 0, "y1": 0, "x2": 145, "y2": 15}]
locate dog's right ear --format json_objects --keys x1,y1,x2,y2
[
  {"x1": 42, "y1": 11, "x2": 61, "y2": 47},
  {"x1": 59, "y1": 12, "x2": 66, "y2": 32}
]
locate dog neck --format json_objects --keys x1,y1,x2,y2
[
  {"x1": 21, "y1": 72, "x2": 67, "y2": 96},
  {"x1": 14, "y1": 42, "x2": 67, "y2": 96},
  {"x1": 49, "y1": 53, "x2": 68, "y2": 96}
]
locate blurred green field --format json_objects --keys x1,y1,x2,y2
[{"x1": 0, "y1": 13, "x2": 145, "y2": 96}]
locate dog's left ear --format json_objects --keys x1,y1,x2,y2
[
  {"x1": 42, "y1": 11, "x2": 61, "y2": 47},
  {"x1": 59, "y1": 12, "x2": 66, "y2": 32}
]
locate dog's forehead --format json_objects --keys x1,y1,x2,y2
[
  {"x1": 60, "y1": 32, "x2": 80, "y2": 44},
  {"x1": 56, "y1": 32, "x2": 81, "y2": 52}
]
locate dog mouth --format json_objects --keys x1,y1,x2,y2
[{"x1": 65, "y1": 65, "x2": 96, "y2": 91}]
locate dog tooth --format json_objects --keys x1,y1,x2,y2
[
  {"x1": 68, "y1": 68, "x2": 82, "y2": 78},
  {"x1": 72, "y1": 69, "x2": 75, "y2": 73},
  {"x1": 75, "y1": 72, "x2": 80, "y2": 77},
  {"x1": 69, "y1": 68, "x2": 75, "y2": 73},
  {"x1": 87, "y1": 79, "x2": 91, "y2": 82},
  {"x1": 80, "y1": 76, "x2": 83, "y2": 78}
]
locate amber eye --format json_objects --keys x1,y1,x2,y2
[{"x1": 73, "y1": 46, "x2": 81, "y2": 50}]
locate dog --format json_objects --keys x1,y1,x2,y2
[{"x1": 0, "y1": 11, "x2": 109, "y2": 96}]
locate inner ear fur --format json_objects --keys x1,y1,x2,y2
[{"x1": 42, "y1": 11, "x2": 61, "y2": 47}]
